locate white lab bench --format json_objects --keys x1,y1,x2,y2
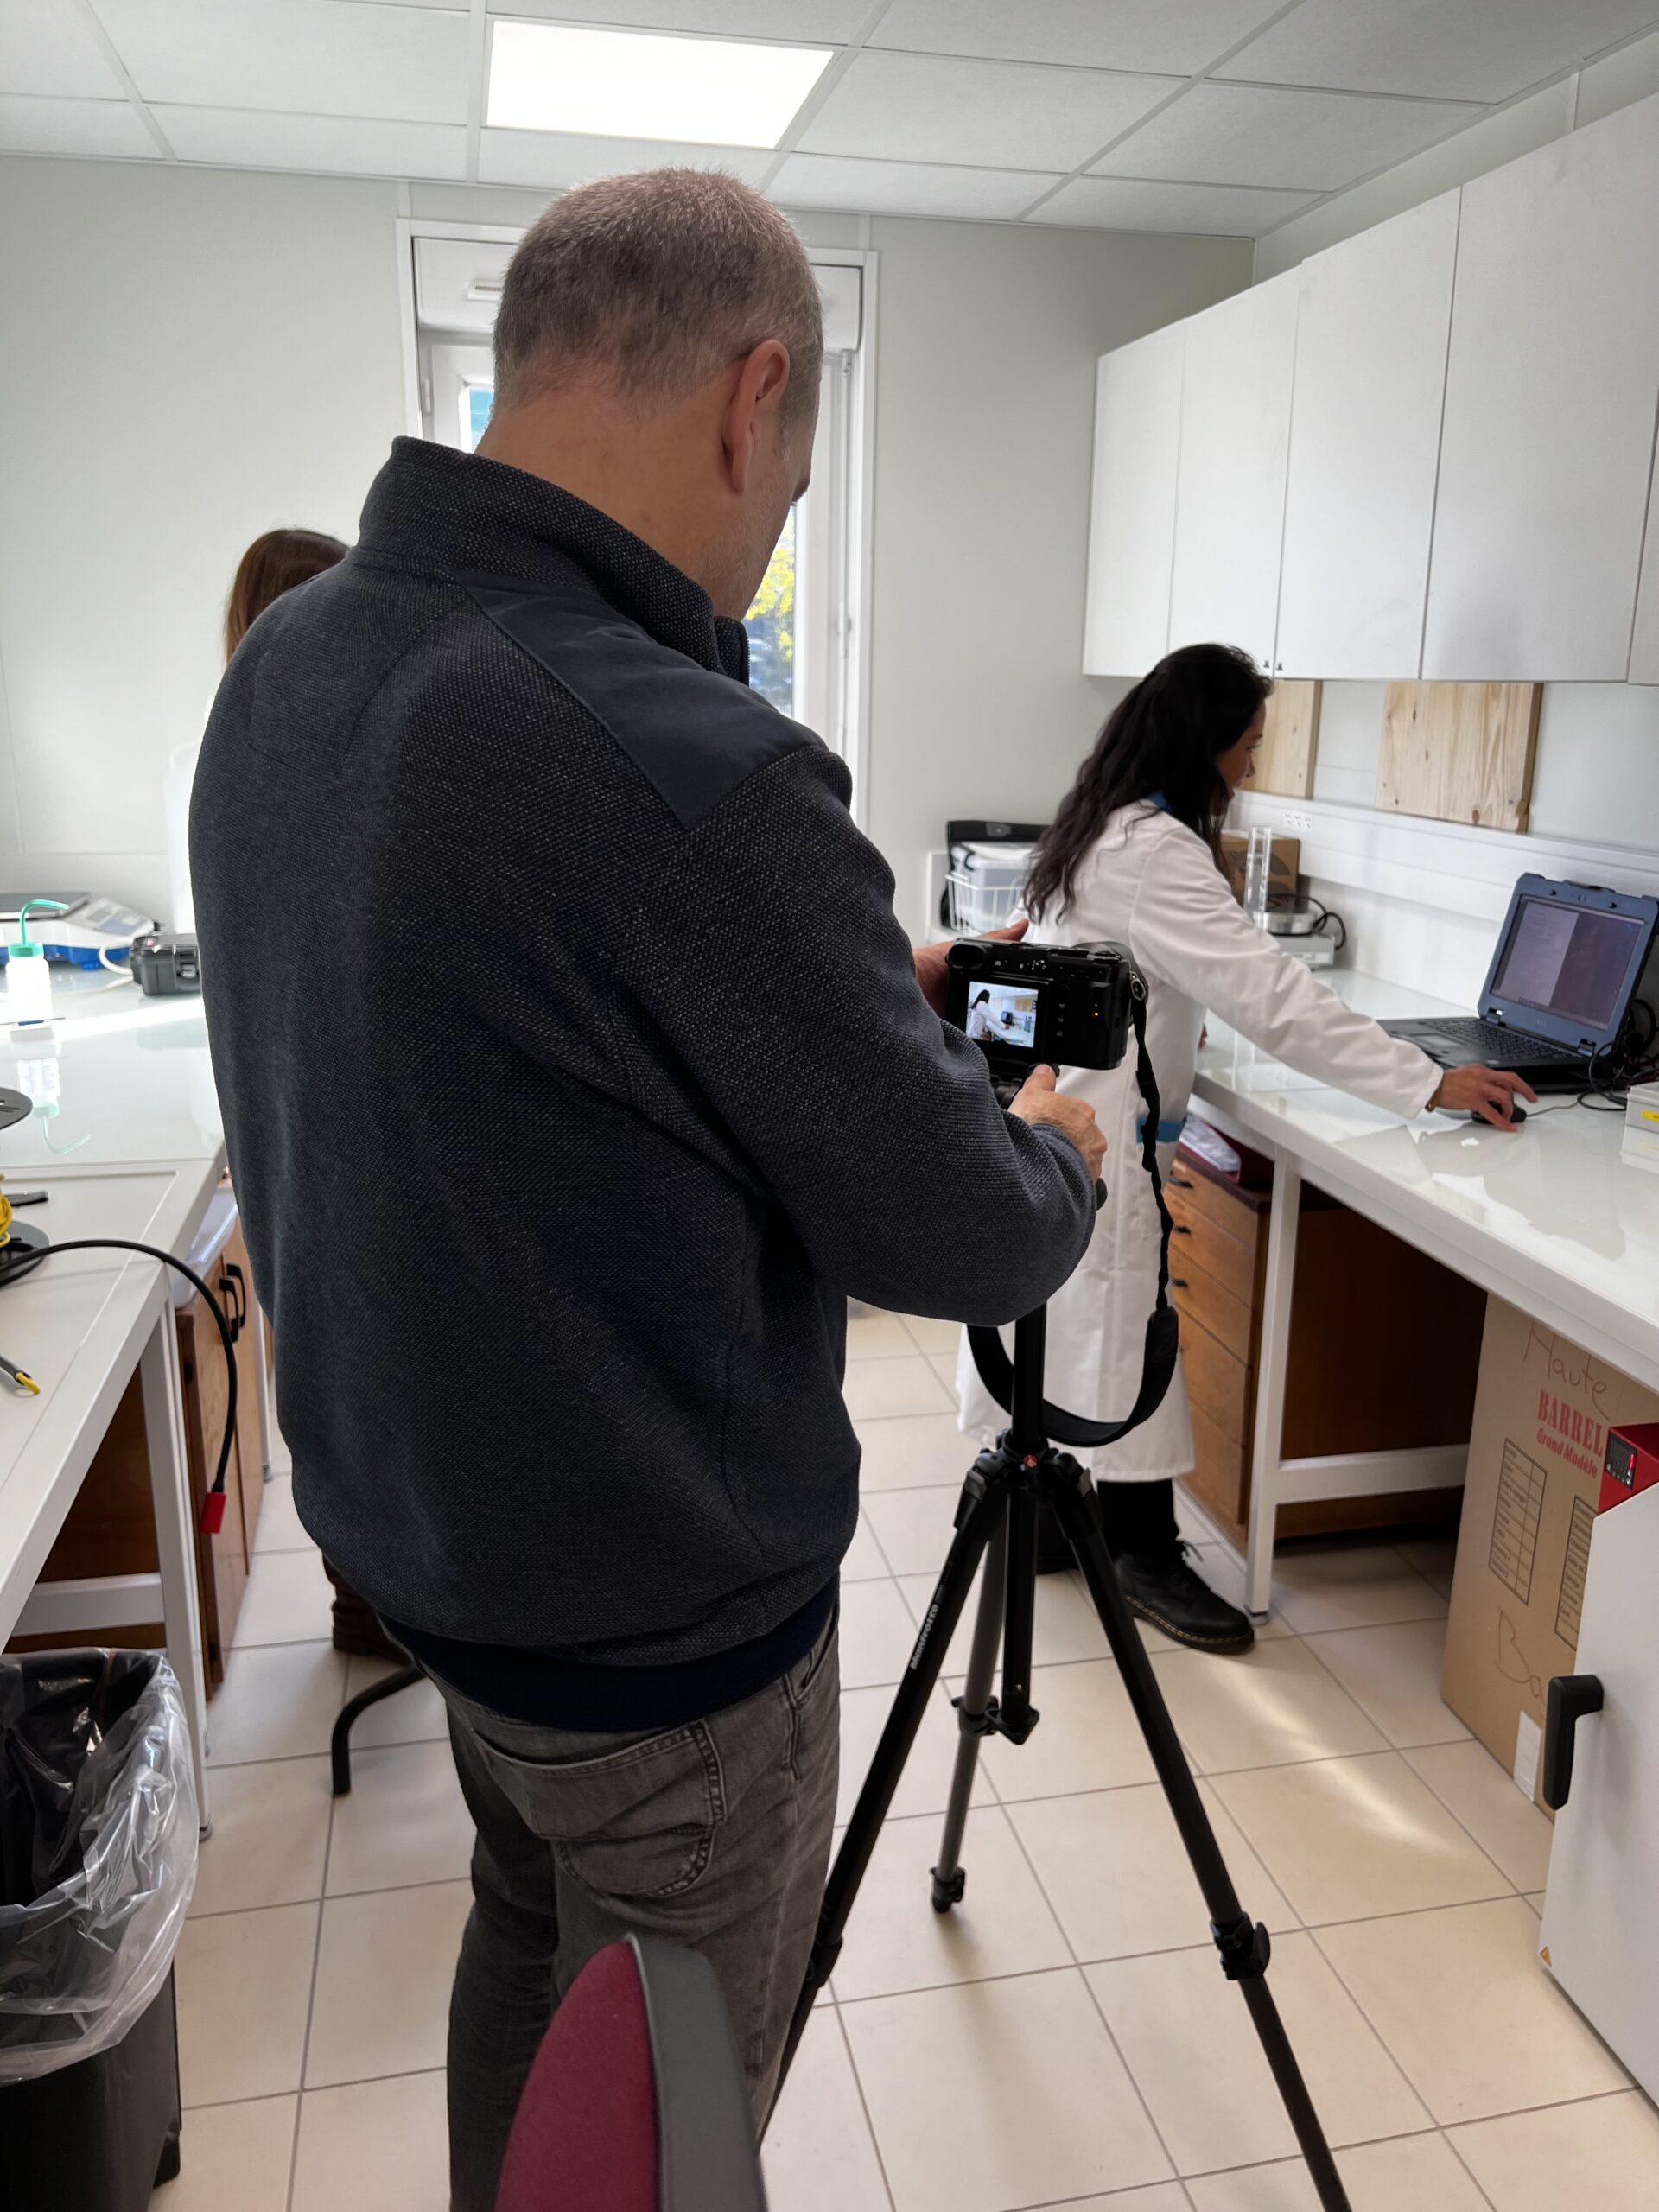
[
  {"x1": 1191, "y1": 969, "x2": 1659, "y2": 1616},
  {"x1": 0, "y1": 976, "x2": 231, "y2": 1819}
]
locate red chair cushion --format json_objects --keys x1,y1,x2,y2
[{"x1": 495, "y1": 1942, "x2": 658, "y2": 2212}]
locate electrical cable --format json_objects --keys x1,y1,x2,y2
[{"x1": 0, "y1": 1237, "x2": 238, "y2": 1533}]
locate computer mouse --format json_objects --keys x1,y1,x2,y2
[{"x1": 1445, "y1": 1104, "x2": 1528, "y2": 1126}]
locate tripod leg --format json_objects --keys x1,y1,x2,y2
[
  {"x1": 769, "y1": 1462, "x2": 1005, "y2": 2110},
  {"x1": 930, "y1": 1511, "x2": 1008, "y2": 1910},
  {"x1": 1050, "y1": 1478, "x2": 1354, "y2": 2212}
]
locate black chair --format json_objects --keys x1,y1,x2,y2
[{"x1": 329, "y1": 1652, "x2": 424, "y2": 1796}]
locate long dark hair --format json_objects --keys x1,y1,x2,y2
[
  {"x1": 225, "y1": 528, "x2": 347, "y2": 663},
  {"x1": 1026, "y1": 643, "x2": 1272, "y2": 922}
]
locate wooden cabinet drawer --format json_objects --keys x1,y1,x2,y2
[
  {"x1": 1172, "y1": 1246, "x2": 1256, "y2": 1363},
  {"x1": 1184, "y1": 1401, "x2": 1250, "y2": 1536},
  {"x1": 1179, "y1": 1313, "x2": 1254, "y2": 1450},
  {"x1": 1166, "y1": 1166, "x2": 1265, "y2": 1249}
]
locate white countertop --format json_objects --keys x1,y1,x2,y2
[
  {"x1": 1192, "y1": 969, "x2": 1659, "y2": 1394},
  {"x1": 0, "y1": 972, "x2": 222, "y2": 1170}
]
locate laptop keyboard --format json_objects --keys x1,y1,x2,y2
[{"x1": 1422, "y1": 1020, "x2": 1575, "y2": 1065}]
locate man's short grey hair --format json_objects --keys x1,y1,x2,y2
[{"x1": 493, "y1": 168, "x2": 823, "y2": 429}]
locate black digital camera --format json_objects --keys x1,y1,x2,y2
[{"x1": 946, "y1": 938, "x2": 1139, "y2": 1081}]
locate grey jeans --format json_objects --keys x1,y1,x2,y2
[{"x1": 432, "y1": 1618, "x2": 839, "y2": 2212}]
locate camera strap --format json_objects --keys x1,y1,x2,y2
[{"x1": 968, "y1": 981, "x2": 1179, "y2": 1450}]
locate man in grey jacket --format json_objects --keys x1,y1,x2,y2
[{"x1": 193, "y1": 168, "x2": 1101, "y2": 2206}]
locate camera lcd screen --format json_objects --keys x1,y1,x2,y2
[{"x1": 964, "y1": 980, "x2": 1039, "y2": 1052}]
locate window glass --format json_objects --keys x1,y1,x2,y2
[{"x1": 744, "y1": 505, "x2": 797, "y2": 715}]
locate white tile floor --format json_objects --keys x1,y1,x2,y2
[{"x1": 150, "y1": 1308, "x2": 1659, "y2": 2211}]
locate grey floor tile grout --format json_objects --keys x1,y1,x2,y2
[{"x1": 827, "y1": 1998, "x2": 899, "y2": 2212}]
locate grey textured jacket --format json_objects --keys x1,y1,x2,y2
[{"x1": 191, "y1": 438, "x2": 1095, "y2": 1665}]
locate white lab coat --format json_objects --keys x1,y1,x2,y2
[{"x1": 957, "y1": 804, "x2": 1441, "y2": 1480}]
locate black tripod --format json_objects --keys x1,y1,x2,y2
[{"x1": 774, "y1": 1300, "x2": 1355, "y2": 2212}]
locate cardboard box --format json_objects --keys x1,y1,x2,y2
[
  {"x1": 1442, "y1": 1298, "x2": 1659, "y2": 1806},
  {"x1": 1220, "y1": 834, "x2": 1300, "y2": 905}
]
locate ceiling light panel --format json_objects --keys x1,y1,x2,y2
[
  {"x1": 1098, "y1": 80, "x2": 1483, "y2": 193},
  {"x1": 489, "y1": 0, "x2": 871, "y2": 37},
  {"x1": 0, "y1": 0, "x2": 123, "y2": 99},
  {"x1": 870, "y1": 0, "x2": 1286, "y2": 78},
  {"x1": 800, "y1": 49, "x2": 1179, "y2": 172},
  {"x1": 92, "y1": 0, "x2": 471, "y2": 124},
  {"x1": 1220, "y1": 0, "x2": 1659, "y2": 106},
  {"x1": 487, "y1": 22, "x2": 832, "y2": 147}
]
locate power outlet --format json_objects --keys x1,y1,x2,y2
[{"x1": 1281, "y1": 809, "x2": 1314, "y2": 835}]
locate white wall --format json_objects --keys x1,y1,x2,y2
[
  {"x1": 857, "y1": 216, "x2": 1249, "y2": 937},
  {"x1": 0, "y1": 157, "x2": 409, "y2": 919},
  {"x1": 0, "y1": 156, "x2": 1248, "y2": 938},
  {"x1": 1241, "y1": 32, "x2": 1659, "y2": 1002}
]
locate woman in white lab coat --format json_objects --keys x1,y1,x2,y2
[{"x1": 957, "y1": 645, "x2": 1532, "y2": 1653}]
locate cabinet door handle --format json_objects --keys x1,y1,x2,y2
[
  {"x1": 1170, "y1": 1276, "x2": 1189, "y2": 1291},
  {"x1": 1171, "y1": 1222, "x2": 1192, "y2": 1236},
  {"x1": 219, "y1": 1262, "x2": 246, "y2": 1342},
  {"x1": 1541, "y1": 1674, "x2": 1604, "y2": 1811},
  {"x1": 1168, "y1": 1173, "x2": 1194, "y2": 1191}
]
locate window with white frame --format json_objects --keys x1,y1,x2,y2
[{"x1": 402, "y1": 225, "x2": 870, "y2": 791}]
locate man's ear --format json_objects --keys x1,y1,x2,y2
[{"x1": 721, "y1": 340, "x2": 791, "y2": 494}]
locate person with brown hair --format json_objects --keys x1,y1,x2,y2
[
  {"x1": 223, "y1": 528, "x2": 346, "y2": 661},
  {"x1": 192, "y1": 167, "x2": 1100, "y2": 2207}
]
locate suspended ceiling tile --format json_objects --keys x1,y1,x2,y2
[
  {"x1": 1221, "y1": 0, "x2": 1659, "y2": 105},
  {"x1": 93, "y1": 0, "x2": 472, "y2": 124},
  {"x1": 772, "y1": 151, "x2": 1063, "y2": 219},
  {"x1": 1099, "y1": 79, "x2": 1482, "y2": 192},
  {"x1": 486, "y1": 0, "x2": 871, "y2": 35},
  {"x1": 154, "y1": 106, "x2": 467, "y2": 180},
  {"x1": 0, "y1": 0, "x2": 124, "y2": 99},
  {"x1": 479, "y1": 126, "x2": 773, "y2": 189},
  {"x1": 1033, "y1": 174, "x2": 1318, "y2": 235},
  {"x1": 871, "y1": 0, "x2": 1286, "y2": 78},
  {"x1": 0, "y1": 92, "x2": 158, "y2": 159},
  {"x1": 799, "y1": 48, "x2": 1179, "y2": 172}
]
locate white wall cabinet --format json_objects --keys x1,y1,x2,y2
[
  {"x1": 1276, "y1": 192, "x2": 1460, "y2": 680},
  {"x1": 1082, "y1": 325, "x2": 1184, "y2": 677},
  {"x1": 1423, "y1": 95, "x2": 1659, "y2": 681},
  {"x1": 1166, "y1": 270, "x2": 1299, "y2": 676},
  {"x1": 1630, "y1": 443, "x2": 1659, "y2": 683}
]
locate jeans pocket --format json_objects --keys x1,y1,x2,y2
[{"x1": 472, "y1": 1722, "x2": 726, "y2": 1902}]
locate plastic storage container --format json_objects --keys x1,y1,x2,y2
[{"x1": 0, "y1": 1650, "x2": 198, "y2": 2211}]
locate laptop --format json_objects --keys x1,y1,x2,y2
[{"x1": 1382, "y1": 874, "x2": 1659, "y2": 1090}]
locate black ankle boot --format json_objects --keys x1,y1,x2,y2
[{"x1": 1114, "y1": 1541, "x2": 1255, "y2": 1654}]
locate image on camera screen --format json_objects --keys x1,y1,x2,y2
[{"x1": 964, "y1": 980, "x2": 1039, "y2": 1051}]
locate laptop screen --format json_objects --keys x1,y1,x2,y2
[{"x1": 1490, "y1": 895, "x2": 1644, "y2": 1032}]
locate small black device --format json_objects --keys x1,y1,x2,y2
[
  {"x1": 1382, "y1": 874, "x2": 1658, "y2": 1089},
  {"x1": 129, "y1": 931, "x2": 201, "y2": 996},
  {"x1": 946, "y1": 936, "x2": 1137, "y2": 1080}
]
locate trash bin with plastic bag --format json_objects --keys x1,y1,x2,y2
[{"x1": 0, "y1": 1649, "x2": 198, "y2": 2211}]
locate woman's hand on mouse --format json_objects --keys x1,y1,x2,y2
[{"x1": 1429, "y1": 1065, "x2": 1538, "y2": 1128}]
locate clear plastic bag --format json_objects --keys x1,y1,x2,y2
[{"x1": 0, "y1": 1651, "x2": 198, "y2": 2082}]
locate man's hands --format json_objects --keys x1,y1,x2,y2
[
  {"x1": 914, "y1": 918, "x2": 1027, "y2": 1016},
  {"x1": 1429, "y1": 1064, "x2": 1538, "y2": 1128},
  {"x1": 1008, "y1": 1065, "x2": 1107, "y2": 1181}
]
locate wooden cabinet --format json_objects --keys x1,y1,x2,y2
[
  {"x1": 1276, "y1": 191, "x2": 1459, "y2": 679},
  {"x1": 1423, "y1": 95, "x2": 1659, "y2": 680},
  {"x1": 6, "y1": 1215, "x2": 267, "y2": 1688},
  {"x1": 1167, "y1": 269, "x2": 1299, "y2": 675},
  {"x1": 1168, "y1": 1147, "x2": 1486, "y2": 1548},
  {"x1": 1082, "y1": 324, "x2": 1184, "y2": 677}
]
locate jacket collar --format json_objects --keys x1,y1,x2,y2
[{"x1": 353, "y1": 436, "x2": 750, "y2": 684}]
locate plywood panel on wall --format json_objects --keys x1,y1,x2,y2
[
  {"x1": 1255, "y1": 679, "x2": 1322, "y2": 798},
  {"x1": 1377, "y1": 681, "x2": 1541, "y2": 832}
]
